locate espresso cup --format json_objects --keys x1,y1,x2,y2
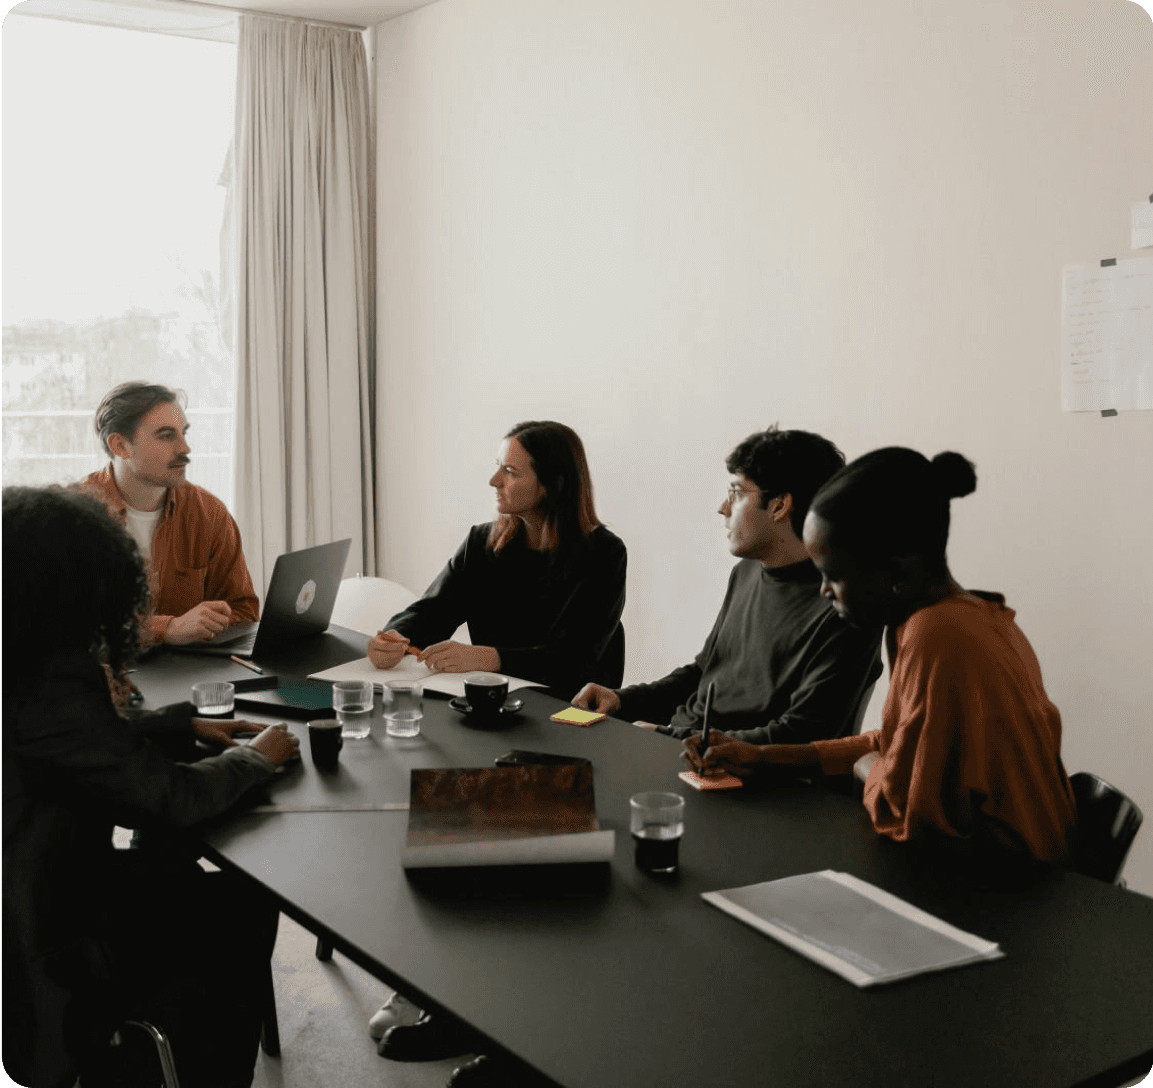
[
  {"x1": 307, "y1": 719, "x2": 343, "y2": 769},
  {"x1": 464, "y1": 673, "x2": 509, "y2": 719}
]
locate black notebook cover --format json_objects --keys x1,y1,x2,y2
[{"x1": 235, "y1": 676, "x2": 335, "y2": 718}]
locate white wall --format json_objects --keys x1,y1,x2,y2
[{"x1": 374, "y1": 0, "x2": 1153, "y2": 893}]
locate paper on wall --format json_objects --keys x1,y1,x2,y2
[
  {"x1": 1061, "y1": 258, "x2": 1153, "y2": 411},
  {"x1": 1132, "y1": 201, "x2": 1153, "y2": 249}
]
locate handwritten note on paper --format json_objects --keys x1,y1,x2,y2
[
  {"x1": 1132, "y1": 202, "x2": 1153, "y2": 250},
  {"x1": 1062, "y1": 258, "x2": 1153, "y2": 412}
]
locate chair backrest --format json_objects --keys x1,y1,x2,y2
[
  {"x1": 1069, "y1": 771, "x2": 1144, "y2": 885},
  {"x1": 329, "y1": 576, "x2": 418, "y2": 637}
]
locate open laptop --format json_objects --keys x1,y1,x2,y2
[{"x1": 172, "y1": 538, "x2": 351, "y2": 658}]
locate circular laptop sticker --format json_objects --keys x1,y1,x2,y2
[{"x1": 295, "y1": 579, "x2": 317, "y2": 615}]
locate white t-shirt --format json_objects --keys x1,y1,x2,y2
[{"x1": 123, "y1": 504, "x2": 163, "y2": 564}]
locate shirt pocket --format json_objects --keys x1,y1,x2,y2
[{"x1": 164, "y1": 566, "x2": 208, "y2": 617}]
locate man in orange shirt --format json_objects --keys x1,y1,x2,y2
[{"x1": 81, "y1": 382, "x2": 258, "y2": 646}]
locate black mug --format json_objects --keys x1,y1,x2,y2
[
  {"x1": 464, "y1": 673, "x2": 509, "y2": 719},
  {"x1": 308, "y1": 719, "x2": 343, "y2": 769}
]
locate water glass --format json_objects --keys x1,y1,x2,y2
[
  {"x1": 630, "y1": 792, "x2": 685, "y2": 873},
  {"x1": 191, "y1": 681, "x2": 234, "y2": 720},
  {"x1": 333, "y1": 680, "x2": 374, "y2": 739},
  {"x1": 383, "y1": 680, "x2": 423, "y2": 737}
]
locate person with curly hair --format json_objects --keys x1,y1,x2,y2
[
  {"x1": 685, "y1": 448, "x2": 1077, "y2": 865},
  {"x1": 2, "y1": 486, "x2": 299, "y2": 1088}
]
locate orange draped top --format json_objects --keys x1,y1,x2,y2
[{"x1": 812, "y1": 591, "x2": 1075, "y2": 862}]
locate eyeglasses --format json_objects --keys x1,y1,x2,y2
[{"x1": 725, "y1": 484, "x2": 765, "y2": 505}]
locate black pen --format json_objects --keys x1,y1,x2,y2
[{"x1": 699, "y1": 681, "x2": 715, "y2": 762}]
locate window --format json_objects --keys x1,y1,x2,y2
[{"x1": 2, "y1": 14, "x2": 237, "y2": 507}]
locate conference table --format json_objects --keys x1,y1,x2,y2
[{"x1": 134, "y1": 627, "x2": 1153, "y2": 1088}]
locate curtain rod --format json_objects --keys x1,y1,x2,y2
[{"x1": 172, "y1": 0, "x2": 366, "y2": 31}]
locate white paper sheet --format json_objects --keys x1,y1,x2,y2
[
  {"x1": 1062, "y1": 258, "x2": 1153, "y2": 411},
  {"x1": 702, "y1": 870, "x2": 1003, "y2": 988},
  {"x1": 1131, "y1": 201, "x2": 1153, "y2": 249},
  {"x1": 308, "y1": 654, "x2": 545, "y2": 698}
]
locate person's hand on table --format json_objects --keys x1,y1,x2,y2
[
  {"x1": 419, "y1": 641, "x2": 499, "y2": 674},
  {"x1": 368, "y1": 629, "x2": 412, "y2": 670},
  {"x1": 193, "y1": 717, "x2": 264, "y2": 747},
  {"x1": 572, "y1": 683, "x2": 621, "y2": 715},
  {"x1": 164, "y1": 601, "x2": 232, "y2": 645},
  {"x1": 248, "y1": 723, "x2": 300, "y2": 767}
]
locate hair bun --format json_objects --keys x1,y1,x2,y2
[{"x1": 930, "y1": 452, "x2": 977, "y2": 500}]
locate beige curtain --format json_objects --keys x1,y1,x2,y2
[{"x1": 232, "y1": 13, "x2": 375, "y2": 594}]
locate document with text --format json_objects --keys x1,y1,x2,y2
[
  {"x1": 703, "y1": 870, "x2": 1003, "y2": 987},
  {"x1": 1062, "y1": 257, "x2": 1153, "y2": 411}
]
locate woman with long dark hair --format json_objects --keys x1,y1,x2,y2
[
  {"x1": 686, "y1": 448, "x2": 1076, "y2": 865},
  {"x1": 368, "y1": 420, "x2": 627, "y2": 698},
  {"x1": 3, "y1": 486, "x2": 298, "y2": 1088},
  {"x1": 365, "y1": 423, "x2": 626, "y2": 1063}
]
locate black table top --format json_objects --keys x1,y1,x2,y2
[{"x1": 135, "y1": 639, "x2": 1153, "y2": 1088}]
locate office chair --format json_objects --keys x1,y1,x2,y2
[
  {"x1": 1069, "y1": 771, "x2": 1143, "y2": 886},
  {"x1": 330, "y1": 575, "x2": 418, "y2": 636},
  {"x1": 108, "y1": 1019, "x2": 182, "y2": 1088}
]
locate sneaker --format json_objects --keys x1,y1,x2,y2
[{"x1": 368, "y1": 993, "x2": 423, "y2": 1040}]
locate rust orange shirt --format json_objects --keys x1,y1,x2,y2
[
  {"x1": 812, "y1": 592, "x2": 1075, "y2": 862},
  {"x1": 81, "y1": 465, "x2": 259, "y2": 644}
]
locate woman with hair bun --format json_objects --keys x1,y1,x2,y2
[{"x1": 686, "y1": 447, "x2": 1076, "y2": 865}]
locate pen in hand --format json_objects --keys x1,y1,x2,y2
[
  {"x1": 373, "y1": 631, "x2": 423, "y2": 657},
  {"x1": 699, "y1": 681, "x2": 715, "y2": 772}
]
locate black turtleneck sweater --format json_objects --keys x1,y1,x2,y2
[
  {"x1": 386, "y1": 523, "x2": 627, "y2": 700},
  {"x1": 616, "y1": 558, "x2": 881, "y2": 744}
]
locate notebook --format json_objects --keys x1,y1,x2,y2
[
  {"x1": 401, "y1": 764, "x2": 615, "y2": 868},
  {"x1": 234, "y1": 675, "x2": 336, "y2": 718},
  {"x1": 171, "y1": 538, "x2": 351, "y2": 659},
  {"x1": 702, "y1": 870, "x2": 1003, "y2": 987}
]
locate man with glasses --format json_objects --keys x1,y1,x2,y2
[{"x1": 574, "y1": 427, "x2": 882, "y2": 744}]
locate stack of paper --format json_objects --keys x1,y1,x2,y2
[
  {"x1": 702, "y1": 870, "x2": 1004, "y2": 987},
  {"x1": 309, "y1": 654, "x2": 544, "y2": 699}
]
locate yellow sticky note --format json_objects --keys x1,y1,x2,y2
[{"x1": 549, "y1": 707, "x2": 607, "y2": 727}]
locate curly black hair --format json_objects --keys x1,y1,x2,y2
[
  {"x1": 3, "y1": 486, "x2": 149, "y2": 691},
  {"x1": 725, "y1": 426, "x2": 846, "y2": 537}
]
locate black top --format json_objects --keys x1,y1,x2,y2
[
  {"x1": 2, "y1": 650, "x2": 274, "y2": 1086},
  {"x1": 386, "y1": 523, "x2": 627, "y2": 699},
  {"x1": 616, "y1": 558, "x2": 882, "y2": 742}
]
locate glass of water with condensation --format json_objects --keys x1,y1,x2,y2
[
  {"x1": 333, "y1": 680, "x2": 374, "y2": 739},
  {"x1": 383, "y1": 680, "x2": 422, "y2": 737}
]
